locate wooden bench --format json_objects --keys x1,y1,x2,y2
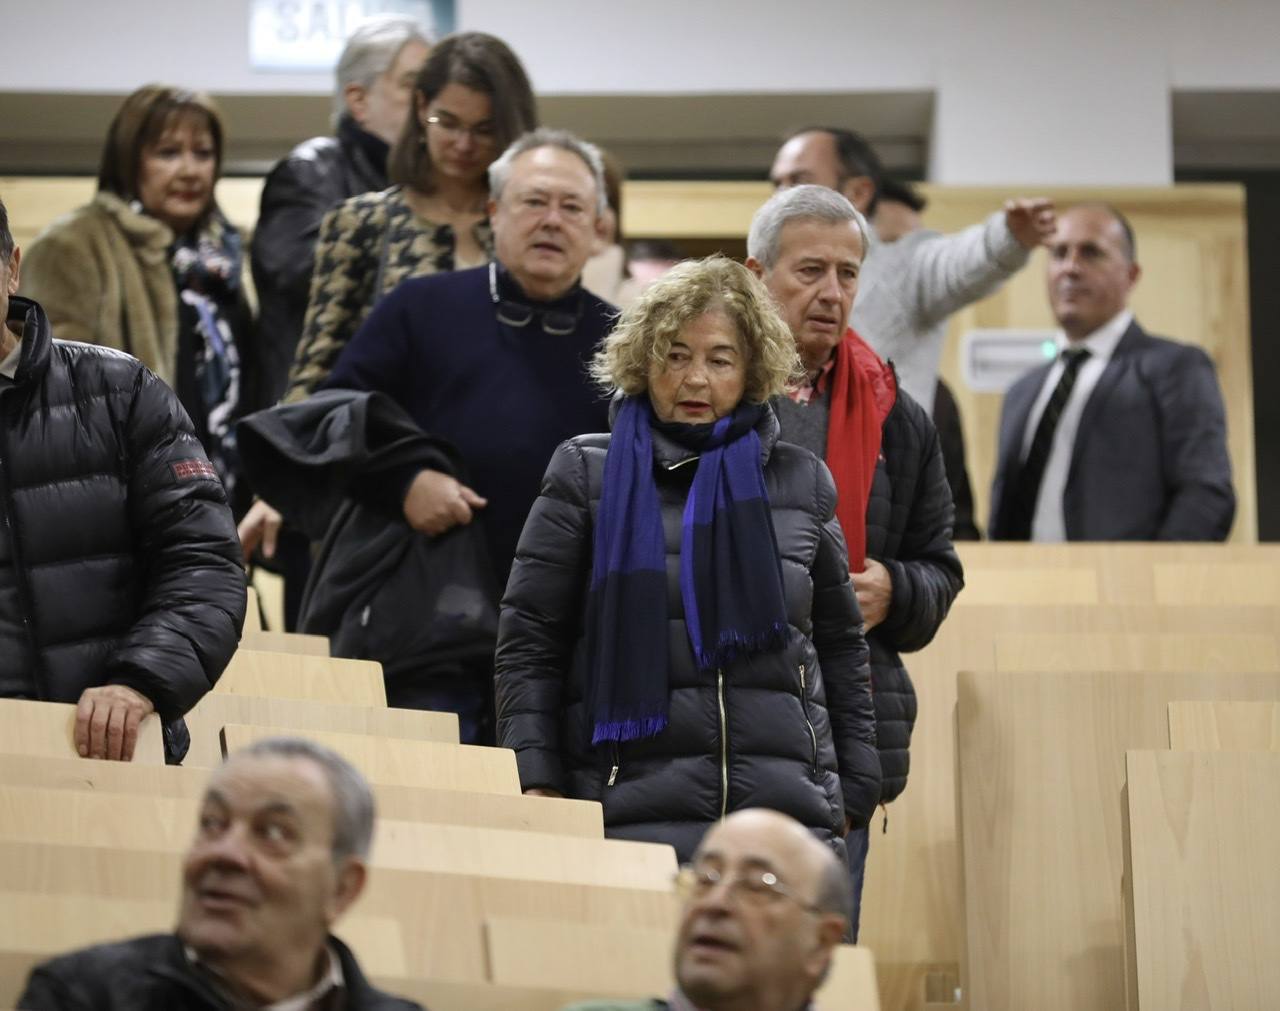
[
  {"x1": 215, "y1": 650, "x2": 385, "y2": 706},
  {"x1": 0, "y1": 698, "x2": 164, "y2": 765},
  {"x1": 183, "y1": 693, "x2": 458, "y2": 767},
  {"x1": 0, "y1": 753, "x2": 604, "y2": 836},
  {"x1": 238, "y1": 629, "x2": 330, "y2": 656}
]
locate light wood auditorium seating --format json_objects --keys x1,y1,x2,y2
[
  {"x1": 219, "y1": 723, "x2": 519, "y2": 793},
  {"x1": 243, "y1": 585, "x2": 263, "y2": 631},
  {"x1": 1122, "y1": 750, "x2": 1280, "y2": 1010},
  {"x1": 0, "y1": 698, "x2": 164, "y2": 766},
  {"x1": 859, "y1": 606, "x2": 1280, "y2": 1011},
  {"x1": 1167, "y1": 699, "x2": 1280, "y2": 750},
  {"x1": 0, "y1": 753, "x2": 605, "y2": 836},
  {"x1": 0, "y1": 841, "x2": 679, "y2": 989},
  {"x1": 955, "y1": 668, "x2": 1280, "y2": 1011},
  {"x1": 183, "y1": 693, "x2": 458, "y2": 767},
  {"x1": 0, "y1": 782, "x2": 675, "y2": 889},
  {"x1": 215, "y1": 650, "x2": 385, "y2": 706}
]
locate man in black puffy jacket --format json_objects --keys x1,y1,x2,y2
[
  {"x1": 1, "y1": 196, "x2": 244, "y2": 762},
  {"x1": 747, "y1": 185, "x2": 964, "y2": 939},
  {"x1": 251, "y1": 16, "x2": 431, "y2": 403}
]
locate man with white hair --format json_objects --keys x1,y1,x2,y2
[
  {"x1": 746, "y1": 185, "x2": 964, "y2": 940},
  {"x1": 252, "y1": 15, "x2": 432, "y2": 403},
  {"x1": 19, "y1": 737, "x2": 423, "y2": 1009}
]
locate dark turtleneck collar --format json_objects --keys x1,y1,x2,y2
[
  {"x1": 493, "y1": 259, "x2": 584, "y2": 311},
  {"x1": 336, "y1": 114, "x2": 390, "y2": 179}
]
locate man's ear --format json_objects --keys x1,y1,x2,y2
[
  {"x1": 342, "y1": 83, "x2": 370, "y2": 125},
  {"x1": 328, "y1": 858, "x2": 367, "y2": 924},
  {"x1": 486, "y1": 197, "x2": 499, "y2": 222},
  {"x1": 840, "y1": 176, "x2": 876, "y2": 215},
  {"x1": 744, "y1": 255, "x2": 766, "y2": 280},
  {"x1": 1127, "y1": 261, "x2": 1142, "y2": 289},
  {"x1": 804, "y1": 913, "x2": 848, "y2": 978},
  {"x1": 6, "y1": 247, "x2": 19, "y2": 294}
]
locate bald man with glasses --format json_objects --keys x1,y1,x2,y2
[{"x1": 566, "y1": 808, "x2": 851, "y2": 1011}]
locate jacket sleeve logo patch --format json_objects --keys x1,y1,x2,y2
[{"x1": 171, "y1": 459, "x2": 219, "y2": 482}]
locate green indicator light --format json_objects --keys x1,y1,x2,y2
[{"x1": 1041, "y1": 340, "x2": 1057, "y2": 359}]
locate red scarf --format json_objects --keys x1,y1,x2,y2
[{"x1": 825, "y1": 328, "x2": 897, "y2": 572}]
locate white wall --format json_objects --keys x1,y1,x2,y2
[{"x1": 6, "y1": 0, "x2": 1280, "y2": 184}]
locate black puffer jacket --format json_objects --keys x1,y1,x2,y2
[
  {"x1": 0, "y1": 296, "x2": 244, "y2": 727},
  {"x1": 250, "y1": 116, "x2": 388, "y2": 403},
  {"x1": 863, "y1": 390, "x2": 964, "y2": 803},
  {"x1": 19, "y1": 933, "x2": 423, "y2": 1010},
  {"x1": 496, "y1": 407, "x2": 880, "y2": 862}
]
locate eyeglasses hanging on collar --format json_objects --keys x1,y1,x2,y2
[{"x1": 489, "y1": 262, "x2": 582, "y2": 336}]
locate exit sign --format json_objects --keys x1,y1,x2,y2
[{"x1": 249, "y1": 0, "x2": 454, "y2": 71}]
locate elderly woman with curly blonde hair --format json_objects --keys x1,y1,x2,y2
[{"x1": 495, "y1": 255, "x2": 880, "y2": 862}]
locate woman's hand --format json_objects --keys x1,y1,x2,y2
[
  {"x1": 403, "y1": 469, "x2": 488, "y2": 536},
  {"x1": 238, "y1": 500, "x2": 283, "y2": 563}
]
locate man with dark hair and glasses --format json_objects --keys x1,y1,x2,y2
[{"x1": 566, "y1": 808, "x2": 851, "y2": 1011}]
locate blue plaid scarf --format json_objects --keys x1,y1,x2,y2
[{"x1": 587, "y1": 396, "x2": 789, "y2": 745}]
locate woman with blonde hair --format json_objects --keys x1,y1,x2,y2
[{"x1": 496, "y1": 255, "x2": 880, "y2": 861}]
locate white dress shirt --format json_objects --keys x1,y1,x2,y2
[
  {"x1": 0, "y1": 339, "x2": 21, "y2": 382},
  {"x1": 1020, "y1": 309, "x2": 1133, "y2": 542}
]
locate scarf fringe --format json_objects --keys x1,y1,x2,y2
[
  {"x1": 592, "y1": 714, "x2": 669, "y2": 746},
  {"x1": 695, "y1": 622, "x2": 791, "y2": 672}
]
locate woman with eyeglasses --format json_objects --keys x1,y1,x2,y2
[
  {"x1": 283, "y1": 31, "x2": 537, "y2": 401},
  {"x1": 495, "y1": 256, "x2": 881, "y2": 864}
]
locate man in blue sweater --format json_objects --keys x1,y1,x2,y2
[{"x1": 318, "y1": 128, "x2": 613, "y2": 733}]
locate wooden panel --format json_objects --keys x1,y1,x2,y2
[
  {"x1": 216, "y1": 650, "x2": 385, "y2": 706},
  {"x1": 0, "y1": 783, "x2": 672, "y2": 889},
  {"x1": 244, "y1": 586, "x2": 262, "y2": 631},
  {"x1": 955, "y1": 566, "x2": 1099, "y2": 605},
  {"x1": 219, "y1": 724, "x2": 519, "y2": 795},
  {"x1": 955, "y1": 669, "x2": 1280, "y2": 1011},
  {"x1": 369, "y1": 977, "x2": 621, "y2": 1011},
  {"x1": 486, "y1": 917, "x2": 670, "y2": 994},
  {"x1": 184, "y1": 693, "x2": 458, "y2": 768},
  {"x1": 0, "y1": 753, "x2": 603, "y2": 837},
  {"x1": 859, "y1": 605, "x2": 1280, "y2": 1011},
  {"x1": 1167, "y1": 700, "x2": 1280, "y2": 750},
  {"x1": 486, "y1": 917, "x2": 879, "y2": 1009},
  {"x1": 0, "y1": 841, "x2": 676, "y2": 985},
  {"x1": 994, "y1": 632, "x2": 1280, "y2": 673},
  {"x1": 1153, "y1": 562, "x2": 1280, "y2": 606},
  {"x1": 238, "y1": 629, "x2": 330, "y2": 656},
  {"x1": 0, "y1": 698, "x2": 163, "y2": 766},
  {"x1": 1123, "y1": 750, "x2": 1280, "y2": 1010}
]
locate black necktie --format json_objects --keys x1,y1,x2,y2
[{"x1": 1007, "y1": 347, "x2": 1091, "y2": 539}]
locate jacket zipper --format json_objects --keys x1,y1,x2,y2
[
  {"x1": 717, "y1": 668, "x2": 729, "y2": 819},
  {"x1": 0, "y1": 396, "x2": 45, "y2": 698},
  {"x1": 607, "y1": 741, "x2": 620, "y2": 787},
  {"x1": 799, "y1": 664, "x2": 819, "y2": 775}
]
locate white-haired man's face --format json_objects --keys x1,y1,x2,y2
[{"x1": 347, "y1": 39, "x2": 430, "y2": 146}]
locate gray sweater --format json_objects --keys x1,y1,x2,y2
[{"x1": 852, "y1": 212, "x2": 1029, "y2": 414}]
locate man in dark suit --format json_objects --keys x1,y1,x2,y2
[{"x1": 990, "y1": 204, "x2": 1235, "y2": 541}]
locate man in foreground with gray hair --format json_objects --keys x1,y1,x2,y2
[
  {"x1": 19, "y1": 736, "x2": 422, "y2": 1010},
  {"x1": 747, "y1": 185, "x2": 963, "y2": 940},
  {"x1": 252, "y1": 15, "x2": 433, "y2": 403},
  {"x1": 567, "y1": 809, "x2": 851, "y2": 1011}
]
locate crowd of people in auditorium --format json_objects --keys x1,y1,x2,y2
[{"x1": 0, "y1": 13, "x2": 1237, "y2": 1009}]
